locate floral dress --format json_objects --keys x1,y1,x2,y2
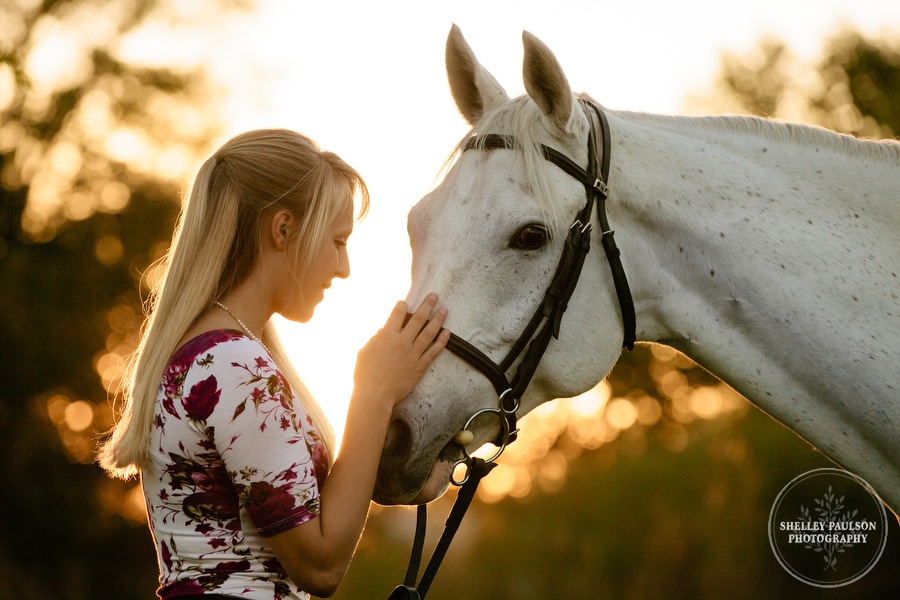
[{"x1": 142, "y1": 330, "x2": 330, "y2": 600}]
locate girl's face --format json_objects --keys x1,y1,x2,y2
[{"x1": 284, "y1": 209, "x2": 354, "y2": 323}]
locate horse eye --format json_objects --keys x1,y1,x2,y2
[{"x1": 510, "y1": 224, "x2": 549, "y2": 250}]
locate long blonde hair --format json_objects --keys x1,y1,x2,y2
[{"x1": 99, "y1": 129, "x2": 368, "y2": 479}]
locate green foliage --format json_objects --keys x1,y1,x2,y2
[
  {"x1": 711, "y1": 28, "x2": 900, "y2": 139},
  {"x1": 812, "y1": 32, "x2": 900, "y2": 137},
  {"x1": 718, "y1": 38, "x2": 790, "y2": 117}
]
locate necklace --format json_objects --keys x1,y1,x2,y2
[{"x1": 214, "y1": 301, "x2": 272, "y2": 356}]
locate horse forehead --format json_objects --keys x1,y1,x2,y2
[{"x1": 410, "y1": 153, "x2": 527, "y2": 233}]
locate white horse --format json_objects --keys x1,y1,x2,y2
[{"x1": 373, "y1": 26, "x2": 900, "y2": 516}]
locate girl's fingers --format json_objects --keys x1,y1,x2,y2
[
  {"x1": 414, "y1": 305, "x2": 448, "y2": 355},
  {"x1": 403, "y1": 293, "x2": 438, "y2": 339},
  {"x1": 422, "y1": 328, "x2": 451, "y2": 363},
  {"x1": 357, "y1": 295, "x2": 450, "y2": 403},
  {"x1": 384, "y1": 300, "x2": 409, "y2": 331}
]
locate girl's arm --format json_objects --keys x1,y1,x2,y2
[{"x1": 268, "y1": 294, "x2": 449, "y2": 597}]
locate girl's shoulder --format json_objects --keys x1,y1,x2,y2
[{"x1": 168, "y1": 329, "x2": 267, "y2": 373}]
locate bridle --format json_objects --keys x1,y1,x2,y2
[
  {"x1": 445, "y1": 100, "x2": 636, "y2": 480},
  {"x1": 390, "y1": 100, "x2": 635, "y2": 599}
]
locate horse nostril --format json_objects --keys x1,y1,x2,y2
[{"x1": 383, "y1": 419, "x2": 413, "y2": 466}]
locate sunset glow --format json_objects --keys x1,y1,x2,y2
[{"x1": 15, "y1": 0, "x2": 900, "y2": 505}]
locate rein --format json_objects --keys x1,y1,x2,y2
[{"x1": 389, "y1": 101, "x2": 635, "y2": 599}]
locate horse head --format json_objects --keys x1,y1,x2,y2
[{"x1": 374, "y1": 26, "x2": 628, "y2": 505}]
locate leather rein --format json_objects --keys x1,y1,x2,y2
[{"x1": 389, "y1": 100, "x2": 635, "y2": 599}]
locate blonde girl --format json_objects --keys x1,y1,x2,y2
[{"x1": 99, "y1": 129, "x2": 449, "y2": 599}]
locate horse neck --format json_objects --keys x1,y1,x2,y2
[
  {"x1": 608, "y1": 111, "x2": 895, "y2": 369},
  {"x1": 603, "y1": 111, "x2": 900, "y2": 509}
]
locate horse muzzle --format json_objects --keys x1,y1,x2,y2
[
  {"x1": 374, "y1": 416, "x2": 456, "y2": 505},
  {"x1": 375, "y1": 389, "x2": 521, "y2": 505}
]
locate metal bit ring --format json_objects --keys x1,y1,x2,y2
[{"x1": 450, "y1": 407, "x2": 511, "y2": 486}]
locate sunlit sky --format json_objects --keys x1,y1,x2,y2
[{"x1": 120, "y1": 0, "x2": 900, "y2": 442}]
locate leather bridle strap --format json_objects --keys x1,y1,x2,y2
[
  {"x1": 389, "y1": 459, "x2": 496, "y2": 600},
  {"x1": 587, "y1": 104, "x2": 636, "y2": 351},
  {"x1": 444, "y1": 334, "x2": 510, "y2": 396}
]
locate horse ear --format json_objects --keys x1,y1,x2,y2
[
  {"x1": 446, "y1": 24, "x2": 510, "y2": 126},
  {"x1": 522, "y1": 31, "x2": 580, "y2": 134}
]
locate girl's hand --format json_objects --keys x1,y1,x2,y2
[{"x1": 354, "y1": 293, "x2": 450, "y2": 407}]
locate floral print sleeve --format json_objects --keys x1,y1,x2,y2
[{"x1": 143, "y1": 330, "x2": 330, "y2": 600}]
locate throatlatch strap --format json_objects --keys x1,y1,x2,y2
[{"x1": 585, "y1": 102, "x2": 636, "y2": 350}]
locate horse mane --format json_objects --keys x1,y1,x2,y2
[
  {"x1": 625, "y1": 110, "x2": 900, "y2": 167},
  {"x1": 439, "y1": 94, "x2": 900, "y2": 229}
]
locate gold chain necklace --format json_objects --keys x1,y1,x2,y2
[{"x1": 214, "y1": 301, "x2": 272, "y2": 356}]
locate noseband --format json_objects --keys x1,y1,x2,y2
[{"x1": 390, "y1": 101, "x2": 635, "y2": 599}]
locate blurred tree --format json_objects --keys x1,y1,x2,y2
[
  {"x1": 702, "y1": 28, "x2": 900, "y2": 139},
  {"x1": 809, "y1": 31, "x2": 900, "y2": 138},
  {"x1": 0, "y1": 0, "x2": 248, "y2": 597},
  {"x1": 716, "y1": 36, "x2": 791, "y2": 118}
]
